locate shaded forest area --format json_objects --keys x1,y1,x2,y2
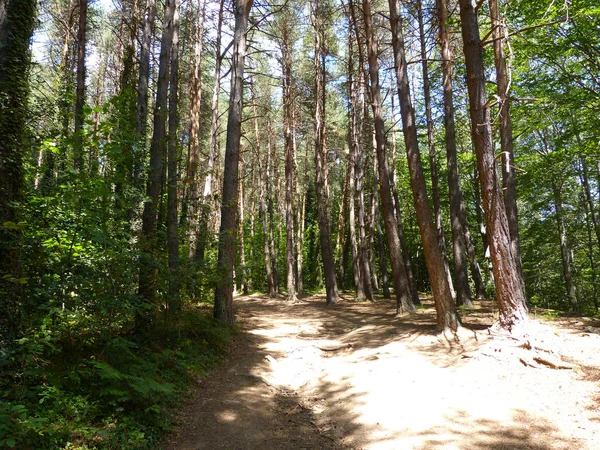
[{"x1": 0, "y1": 0, "x2": 599, "y2": 448}]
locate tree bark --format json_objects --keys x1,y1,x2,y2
[
  {"x1": 458, "y1": 0, "x2": 528, "y2": 332},
  {"x1": 416, "y1": 0, "x2": 456, "y2": 305},
  {"x1": 73, "y1": 0, "x2": 87, "y2": 173},
  {"x1": 167, "y1": 0, "x2": 181, "y2": 313},
  {"x1": 581, "y1": 181, "x2": 599, "y2": 311},
  {"x1": 347, "y1": 33, "x2": 364, "y2": 299},
  {"x1": 376, "y1": 206, "x2": 391, "y2": 299},
  {"x1": 213, "y1": 0, "x2": 253, "y2": 326},
  {"x1": 296, "y1": 142, "x2": 308, "y2": 295},
  {"x1": 437, "y1": 0, "x2": 473, "y2": 306},
  {"x1": 239, "y1": 161, "x2": 249, "y2": 295},
  {"x1": 489, "y1": 0, "x2": 525, "y2": 295},
  {"x1": 267, "y1": 113, "x2": 279, "y2": 293},
  {"x1": 336, "y1": 157, "x2": 350, "y2": 289},
  {"x1": 0, "y1": 0, "x2": 37, "y2": 346},
  {"x1": 187, "y1": 0, "x2": 206, "y2": 259},
  {"x1": 551, "y1": 180, "x2": 578, "y2": 312},
  {"x1": 196, "y1": 0, "x2": 225, "y2": 261},
  {"x1": 138, "y1": 0, "x2": 176, "y2": 319},
  {"x1": 364, "y1": 0, "x2": 415, "y2": 313},
  {"x1": 280, "y1": 22, "x2": 297, "y2": 301},
  {"x1": 134, "y1": 0, "x2": 156, "y2": 183},
  {"x1": 252, "y1": 81, "x2": 276, "y2": 297},
  {"x1": 312, "y1": 0, "x2": 338, "y2": 304},
  {"x1": 388, "y1": 0, "x2": 458, "y2": 328},
  {"x1": 390, "y1": 95, "x2": 420, "y2": 305}
]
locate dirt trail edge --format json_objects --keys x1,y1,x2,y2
[{"x1": 163, "y1": 294, "x2": 600, "y2": 450}]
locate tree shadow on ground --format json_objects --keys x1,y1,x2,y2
[
  {"x1": 162, "y1": 309, "x2": 341, "y2": 449},
  {"x1": 164, "y1": 294, "x2": 600, "y2": 449},
  {"x1": 410, "y1": 409, "x2": 578, "y2": 450}
]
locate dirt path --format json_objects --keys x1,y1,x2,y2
[{"x1": 163, "y1": 294, "x2": 600, "y2": 449}]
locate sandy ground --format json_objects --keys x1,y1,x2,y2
[{"x1": 163, "y1": 294, "x2": 600, "y2": 449}]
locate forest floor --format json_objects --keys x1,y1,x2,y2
[{"x1": 162, "y1": 294, "x2": 600, "y2": 449}]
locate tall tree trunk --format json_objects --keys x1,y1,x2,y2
[
  {"x1": 73, "y1": 0, "x2": 88, "y2": 173},
  {"x1": 551, "y1": 180, "x2": 578, "y2": 312},
  {"x1": 388, "y1": 0, "x2": 458, "y2": 329},
  {"x1": 187, "y1": 0, "x2": 206, "y2": 259},
  {"x1": 437, "y1": 0, "x2": 473, "y2": 306},
  {"x1": 281, "y1": 25, "x2": 297, "y2": 301},
  {"x1": 489, "y1": 0, "x2": 525, "y2": 295},
  {"x1": 347, "y1": 35, "x2": 364, "y2": 298},
  {"x1": 134, "y1": 0, "x2": 156, "y2": 183},
  {"x1": 296, "y1": 142, "x2": 308, "y2": 295},
  {"x1": 376, "y1": 207, "x2": 391, "y2": 298},
  {"x1": 336, "y1": 159, "x2": 350, "y2": 288},
  {"x1": 362, "y1": 0, "x2": 414, "y2": 313},
  {"x1": 312, "y1": 0, "x2": 338, "y2": 304},
  {"x1": 416, "y1": 0, "x2": 456, "y2": 305},
  {"x1": 167, "y1": 0, "x2": 181, "y2": 313},
  {"x1": 0, "y1": 0, "x2": 37, "y2": 347},
  {"x1": 213, "y1": 0, "x2": 253, "y2": 326},
  {"x1": 138, "y1": 0, "x2": 176, "y2": 320},
  {"x1": 239, "y1": 162, "x2": 248, "y2": 295},
  {"x1": 253, "y1": 82, "x2": 276, "y2": 297},
  {"x1": 369, "y1": 138, "x2": 379, "y2": 293},
  {"x1": 267, "y1": 113, "x2": 279, "y2": 293},
  {"x1": 196, "y1": 0, "x2": 225, "y2": 262},
  {"x1": 390, "y1": 95, "x2": 420, "y2": 305},
  {"x1": 458, "y1": 0, "x2": 528, "y2": 332}
]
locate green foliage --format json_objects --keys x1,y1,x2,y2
[{"x1": 1, "y1": 308, "x2": 231, "y2": 449}]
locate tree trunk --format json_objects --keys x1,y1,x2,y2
[
  {"x1": 138, "y1": 0, "x2": 176, "y2": 320},
  {"x1": 267, "y1": 113, "x2": 279, "y2": 293},
  {"x1": 167, "y1": 0, "x2": 181, "y2": 313},
  {"x1": 252, "y1": 82, "x2": 276, "y2": 297},
  {"x1": 458, "y1": 0, "x2": 528, "y2": 332},
  {"x1": 416, "y1": 0, "x2": 456, "y2": 305},
  {"x1": 388, "y1": 0, "x2": 458, "y2": 329},
  {"x1": 196, "y1": 0, "x2": 225, "y2": 261},
  {"x1": 0, "y1": 0, "x2": 37, "y2": 346},
  {"x1": 281, "y1": 25, "x2": 297, "y2": 301},
  {"x1": 489, "y1": 0, "x2": 525, "y2": 296},
  {"x1": 436, "y1": 0, "x2": 473, "y2": 306},
  {"x1": 356, "y1": 103, "x2": 373, "y2": 301},
  {"x1": 376, "y1": 207, "x2": 391, "y2": 299},
  {"x1": 347, "y1": 1, "x2": 373, "y2": 301},
  {"x1": 369, "y1": 139, "x2": 379, "y2": 293},
  {"x1": 390, "y1": 95, "x2": 420, "y2": 305},
  {"x1": 347, "y1": 34, "x2": 364, "y2": 299},
  {"x1": 187, "y1": 0, "x2": 206, "y2": 259},
  {"x1": 239, "y1": 162, "x2": 248, "y2": 295},
  {"x1": 134, "y1": 0, "x2": 156, "y2": 183},
  {"x1": 313, "y1": 0, "x2": 338, "y2": 304},
  {"x1": 73, "y1": 0, "x2": 88, "y2": 173},
  {"x1": 551, "y1": 180, "x2": 578, "y2": 312},
  {"x1": 296, "y1": 143, "x2": 308, "y2": 295},
  {"x1": 336, "y1": 158, "x2": 350, "y2": 289},
  {"x1": 363, "y1": 0, "x2": 415, "y2": 313},
  {"x1": 213, "y1": 0, "x2": 253, "y2": 326}
]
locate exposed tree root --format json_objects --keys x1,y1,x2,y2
[
  {"x1": 475, "y1": 332, "x2": 575, "y2": 370},
  {"x1": 315, "y1": 343, "x2": 353, "y2": 352}
]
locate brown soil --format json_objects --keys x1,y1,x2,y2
[{"x1": 163, "y1": 294, "x2": 600, "y2": 449}]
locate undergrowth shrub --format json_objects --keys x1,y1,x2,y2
[{"x1": 0, "y1": 308, "x2": 232, "y2": 449}]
